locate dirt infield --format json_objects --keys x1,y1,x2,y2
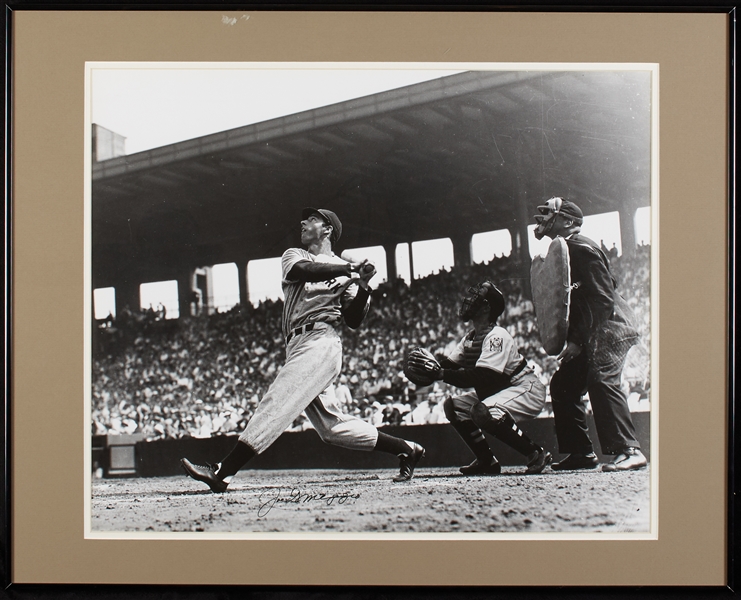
[{"x1": 91, "y1": 465, "x2": 651, "y2": 534}]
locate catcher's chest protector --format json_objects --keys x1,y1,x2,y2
[
  {"x1": 530, "y1": 237, "x2": 571, "y2": 355},
  {"x1": 462, "y1": 328, "x2": 490, "y2": 367}
]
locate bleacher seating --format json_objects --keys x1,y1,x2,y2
[{"x1": 91, "y1": 245, "x2": 651, "y2": 440}]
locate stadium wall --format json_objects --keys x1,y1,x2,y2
[{"x1": 93, "y1": 413, "x2": 650, "y2": 478}]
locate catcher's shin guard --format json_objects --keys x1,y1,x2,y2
[
  {"x1": 443, "y1": 397, "x2": 493, "y2": 463},
  {"x1": 471, "y1": 404, "x2": 539, "y2": 457}
]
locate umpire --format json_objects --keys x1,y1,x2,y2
[{"x1": 533, "y1": 197, "x2": 647, "y2": 472}]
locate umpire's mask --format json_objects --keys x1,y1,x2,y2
[
  {"x1": 534, "y1": 197, "x2": 584, "y2": 240},
  {"x1": 533, "y1": 197, "x2": 564, "y2": 240}
]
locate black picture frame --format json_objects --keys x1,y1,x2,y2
[{"x1": 2, "y1": 1, "x2": 737, "y2": 597}]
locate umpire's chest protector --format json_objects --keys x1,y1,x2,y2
[{"x1": 530, "y1": 237, "x2": 571, "y2": 356}]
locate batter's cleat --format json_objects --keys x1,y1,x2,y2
[
  {"x1": 551, "y1": 452, "x2": 599, "y2": 471},
  {"x1": 393, "y1": 442, "x2": 425, "y2": 482},
  {"x1": 459, "y1": 458, "x2": 502, "y2": 476},
  {"x1": 601, "y1": 447, "x2": 647, "y2": 472},
  {"x1": 181, "y1": 458, "x2": 228, "y2": 493},
  {"x1": 525, "y1": 448, "x2": 553, "y2": 474}
]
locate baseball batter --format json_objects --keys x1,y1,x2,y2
[
  {"x1": 407, "y1": 282, "x2": 551, "y2": 475},
  {"x1": 181, "y1": 208, "x2": 424, "y2": 492}
]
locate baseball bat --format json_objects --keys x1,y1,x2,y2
[{"x1": 340, "y1": 251, "x2": 365, "y2": 265}]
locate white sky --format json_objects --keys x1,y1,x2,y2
[
  {"x1": 90, "y1": 65, "x2": 650, "y2": 316},
  {"x1": 91, "y1": 65, "x2": 462, "y2": 155}
]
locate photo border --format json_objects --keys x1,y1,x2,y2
[
  {"x1": 5, "y1": 0, "x2": 735, "y2": 585},
  {"x1": 82, "y1": 59, "x2": 659, "y2": 543}
]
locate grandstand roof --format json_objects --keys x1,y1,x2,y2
[{"x1": 91, "y1": 69, "x2": 651, "y2": 286}]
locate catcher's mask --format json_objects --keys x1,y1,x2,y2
[
  {"x1": 533, "y1": 197, "x2": 584, "y2": 240},
  {"x1": 459, "y1": 281, "x2": 505, "y2": 322}
]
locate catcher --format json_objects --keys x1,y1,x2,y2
[{"x1": 404, "y1": 281, "x2": 551, "y2": 475}]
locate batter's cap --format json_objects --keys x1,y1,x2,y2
[{"x1": 302, "y1": 207, "x2": 342, "y2": 243}]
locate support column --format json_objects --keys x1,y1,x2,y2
[
  {"x1": 177, "y1": 268, "x2": 194, "y2": 319},
  {"x1": 619, "y1": 206, "x2": 637, "y2": 257},
  {"x1": 451, "y1": 235, "x2": 472, "y2": 268},
  {"x1": 408, "y1": 243, "x2": 415, "y2": 283},
  {"x1": 115, "y1": 275, "x2": 141, "y2": 317},
  {"x1": 513, "y1": 136, "x2": 534, "y2": 296},
  {"x1": 512, "y1": 210, "x2": 533, "y2": 298},
  {"x1": 236, "y1": 259, "x2": 250, "y2": 307},
  {"x1": 383, "y1": 244, "x2": 398, "y2": 284},
  {"x1": 509, "y1": 213, "x2": 530, "y2": 261}
]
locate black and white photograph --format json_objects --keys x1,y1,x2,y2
[{"x1": 85, "y1": 63, "x2": 657, "y2": 537}]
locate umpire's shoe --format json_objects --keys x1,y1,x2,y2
[
  {"x1": 551, "y1": 452, "x2": 599, "y2": 471},
  {"x1": 181, "y1": 458, "x2": 228, "y2": 493},
  {"x1": 460, "y1": 458, "x2": 502, "y2": 476},
  {"x1": 393, "y1": 442, "x2": 425, "y2": 482},
  {"x1": 601, "y1": 447, "x2": 647, "y2": 472},
  {"x1": 525, "y1": 448, "x2": 553, "y2": 474}
]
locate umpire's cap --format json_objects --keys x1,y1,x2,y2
[{"x1": 303, "y1": 207, "x2": 342, "y2": 244}]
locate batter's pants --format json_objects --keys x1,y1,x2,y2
[
  {"x1": 240, "y1": 323, "x2": 378, "y2": 454},
  {"x1": 550, "y1": 335, "x2": 640, "y2": 456}
]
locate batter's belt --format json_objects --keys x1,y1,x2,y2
[{"x1": 285, "y1": 321, "x2": 337, "y2": 344}]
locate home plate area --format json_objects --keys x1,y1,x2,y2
[{"x1": 91, "y1": 465, "x2": 650, "y2": 534}]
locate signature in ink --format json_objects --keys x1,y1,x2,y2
[{"x1": 257, "y1": 487, "x2": 361, "y2": 517}]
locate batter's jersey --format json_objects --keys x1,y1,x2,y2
[
  {"x1": 448, "y1": 326, "x2": 524, "y2": 376},
  {"x1": 281, "y1": 248, "x2": 361, "y2": 339}
]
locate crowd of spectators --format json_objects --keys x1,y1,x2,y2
[{"x1": 92, "y1": 245, "x2": 652, "y2": 440}]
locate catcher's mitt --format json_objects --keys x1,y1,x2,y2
[{"x1": 403, "y1": 347, "x2": 442, "y2": 386}]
